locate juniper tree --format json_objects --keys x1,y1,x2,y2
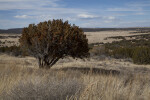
[{"x1": 19, "y1": 19, "x2": 89, "y2": 68}]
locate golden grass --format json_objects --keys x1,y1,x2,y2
[
  {"x1": 0, "y1": 61, "x2": 150, "y2": 100},
  {"x1": 80, "y1": 74, "x2": 150, "y2": 100},
  {"x1": 0, "y1": 64, "x2": 83, "y2": 100}
]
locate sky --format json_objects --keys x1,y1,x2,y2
[{"x1": 0, "y1": 0, "x2": 150, "y2": 29}]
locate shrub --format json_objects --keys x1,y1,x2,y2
[
  {"x1": 104, "y1": 38, "x2": 150, "y2": 64},
  {"x1": 132, "y1": 47, "x2": 150, "y2": 64},
  {"x1": 111, "y1": 47, "x2": 133, "y2": 59},
  {"x1": 19, "y1": 19, "x2": 89, "y2": 68},
  {"x1": 90, "y1": 45, "x2": 108, "y2": 56},
  {"x1": 0, "y1": 46, "x2": 22, "y2": 56},
  {"x1": 107, "y1": 46, "x2": 150, "y2": 64}
]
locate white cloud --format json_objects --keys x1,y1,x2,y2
[
  {"x1": 134, "y1": 12, "x2": 145, "y2": 15},
  {"x1": 0, "y1": 0, "x2": 150, "y2": 28},
  {"x1": 107, "y1": 1, "x2": 150, "y2": 12},
  {"x1": 116, "y1": 20, "x2": 150, "y2": 27},
  {"x1": 104, "y1": 20, "x2": 113, "y2": 23},
  {"x1": 103, "y1": 16, "x2": 117, "y2": 23},
  {"x1": 14, "y1": 15, "x2": 30, "y2": 19},
  {"x1": 127, "y1": 2, "x2": 150, "y2": 7},
  {"x1": 0, "y1": 0, "x2": 59, "y2": 2},
  {"x1": 107, "y1": 8, "x2": 143, "y2": 11},
  {"x1": 107, "y1": 16, "x2": 115, "y2": 20},
  {"x1": 0, "y1": 0, "x2": 60, "y2": 10},
  {"x1": 0, "y1": 19, "x2": 29, "y2": 29},
  {"x1": 0, "y1": 0, "x2": 21, "y2": 2},
  {"x1": 78, "y1": 14, "x2": 98, "y2": 19}
]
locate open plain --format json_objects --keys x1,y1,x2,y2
[{"x1": 0, "y1": 30, "x2": 150, "y2": 100}]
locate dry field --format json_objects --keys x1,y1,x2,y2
[
  {"x1": 86, "y1": 30, "x2": 150, "y2": 43},
  {"x1": 0, "y1": 33, "x2": 20, "y2": 47},
  {"x1": 0, "y1": 30, "x2": 150, "y2": 47},
  {"x1": 0, "y1": 30, "x2": 150, "y2": 99},
  {"x1": 1, "y1": 56, "x2": 150, "y2": 100}
]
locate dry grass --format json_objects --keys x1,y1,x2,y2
[
  {"x1": 85, "y1": 31, "x2": 150, "y2": 43},
  {"x1": 0, "y1": 64, "x2": 83, "y2": 100},
  {"x1": 1, "y1": 30, "x2": 150, "y2": 99},
  {"x1": 0, "y1": 31, "x2": 150, "y2": 100},
  {"x1": 80, "y1": 74, "x2": 150, "y2": 100},
  {"x1": 0, "y1": 60, "x2": 150, "y2": 100}
]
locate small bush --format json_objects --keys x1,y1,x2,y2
[
  {"x1": 111, "y1": 47, "x2": 133, "y2": 59},
  {"x1": 132, "y1": 47, "x2": 150, "y2": 64},
  {"x1": 0, "y1": 46, "x2": 23, "y2": 56}
]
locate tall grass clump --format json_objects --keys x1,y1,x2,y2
[
  {"x1": 0, "y1": 65, "x2": 83, "y2": 100},
  {"x1": 79, "y1": 74, "x2": 150, "y2": 100}
]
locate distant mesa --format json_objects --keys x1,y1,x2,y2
[{"x1": 0, "y1": 28, "x2": 23, "y2": 34}]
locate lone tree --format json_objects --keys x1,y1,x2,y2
[{"x1": 19, "y1": 19, "x2": 89, "y2": 68}]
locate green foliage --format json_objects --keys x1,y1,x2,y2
[
  {"x1": 132, "y1": 47, "x2": 150, "y2": 64},
  {"x1": 19, "y1": 19, "x2": 89, "y2": 68},
  {"x1": 0, "y1": 46, "x2": 22, "y2": 56},
  {"x1": 104, "y1": 37, "x2": 150, "y2": 64},
  {"x1": 106, "y1": 46, "x2": 150, "y2": 64},
  {"x1": 110, "y1": 47, "x2": 133, "y2": 59},
  {"x1": 105, "y1": 39, "x2": 150, "y2": 50}
]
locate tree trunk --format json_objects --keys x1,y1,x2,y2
[
  {"x1": 38, "y1": 57, "x2": 60, "y2": 69},
  {"x1": 38, "y1": 58, "x2": 44, "y2": 69}
]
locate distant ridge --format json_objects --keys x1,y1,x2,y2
[
  {"x1": 0, "y1": 27, "x2": 150, "y2": 34},
  {"x1": 0, "y1": 28, "x2": 23, "y2": 34}
]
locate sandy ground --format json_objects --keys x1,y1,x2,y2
[
  {"x1": 85, "y1": 30, "x2": 150, "y2": 43},
  {"x1": 0, "y1": 34, "x2": 20, "y2": 47}
]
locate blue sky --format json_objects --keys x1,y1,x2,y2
[{"x1": 0, "y1": 0, "x2": 150, "y2": 29}]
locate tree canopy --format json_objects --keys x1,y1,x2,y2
[{"x1": 19, "y1": 19, "x2": 89, "y2": 68}]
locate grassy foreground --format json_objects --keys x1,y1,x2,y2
[{"x1": 0, "y1": 62, "x2": 150, "y2": 100}]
